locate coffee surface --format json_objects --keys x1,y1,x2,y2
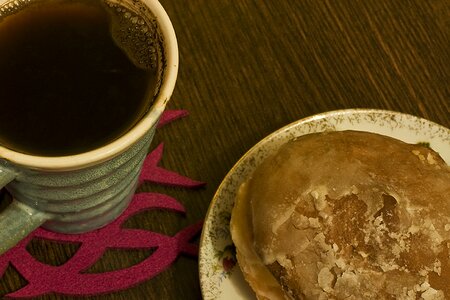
[{"x1": 0, "y1": 0, "x2": 158, "y2": 156}]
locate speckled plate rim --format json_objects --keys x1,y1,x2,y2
[{"x1": 199, "y1": 108, "x2": 450, "y2": 300}]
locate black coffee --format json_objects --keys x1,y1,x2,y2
[{"x1": 0, "y1": 0, "x2": 160, "y2": 156}]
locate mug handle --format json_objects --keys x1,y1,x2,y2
[{"x1": 0, "y1": 167, "x2": 49, "y2": 255}]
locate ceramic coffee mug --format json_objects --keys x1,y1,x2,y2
[{"x1": 0, "y1": 0, "x2": 178, "y2": 255}]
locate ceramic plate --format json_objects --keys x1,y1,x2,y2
[{"x1": 198, "y1": 109, "x2": 450, "y2": 300}]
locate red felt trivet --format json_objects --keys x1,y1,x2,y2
[{"x1": 0, "y1": 110, "x2": 205, "y2": 298}]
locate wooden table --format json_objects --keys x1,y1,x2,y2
[{"x1": 1, "y1": 0, "x2": 448, "y2": 299}]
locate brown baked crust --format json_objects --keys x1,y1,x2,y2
[{"x1": 230, "y1": 130, "x2": 450, "y2": 300}]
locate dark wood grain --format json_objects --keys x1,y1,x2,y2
[{"x1": 1, "y1": 0, "x2": 449, "y2": 299}]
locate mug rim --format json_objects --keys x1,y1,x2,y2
[{"x1": 0, "y1": 0, "x2": 179, "y2": 171}]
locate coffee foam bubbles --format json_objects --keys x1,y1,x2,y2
[
  {"x1": 0, "y1": 0, "x2": 31, "y2": 16},
  {"x1": 104, "y1": 0, "x2": 161, "y2": 71}
]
